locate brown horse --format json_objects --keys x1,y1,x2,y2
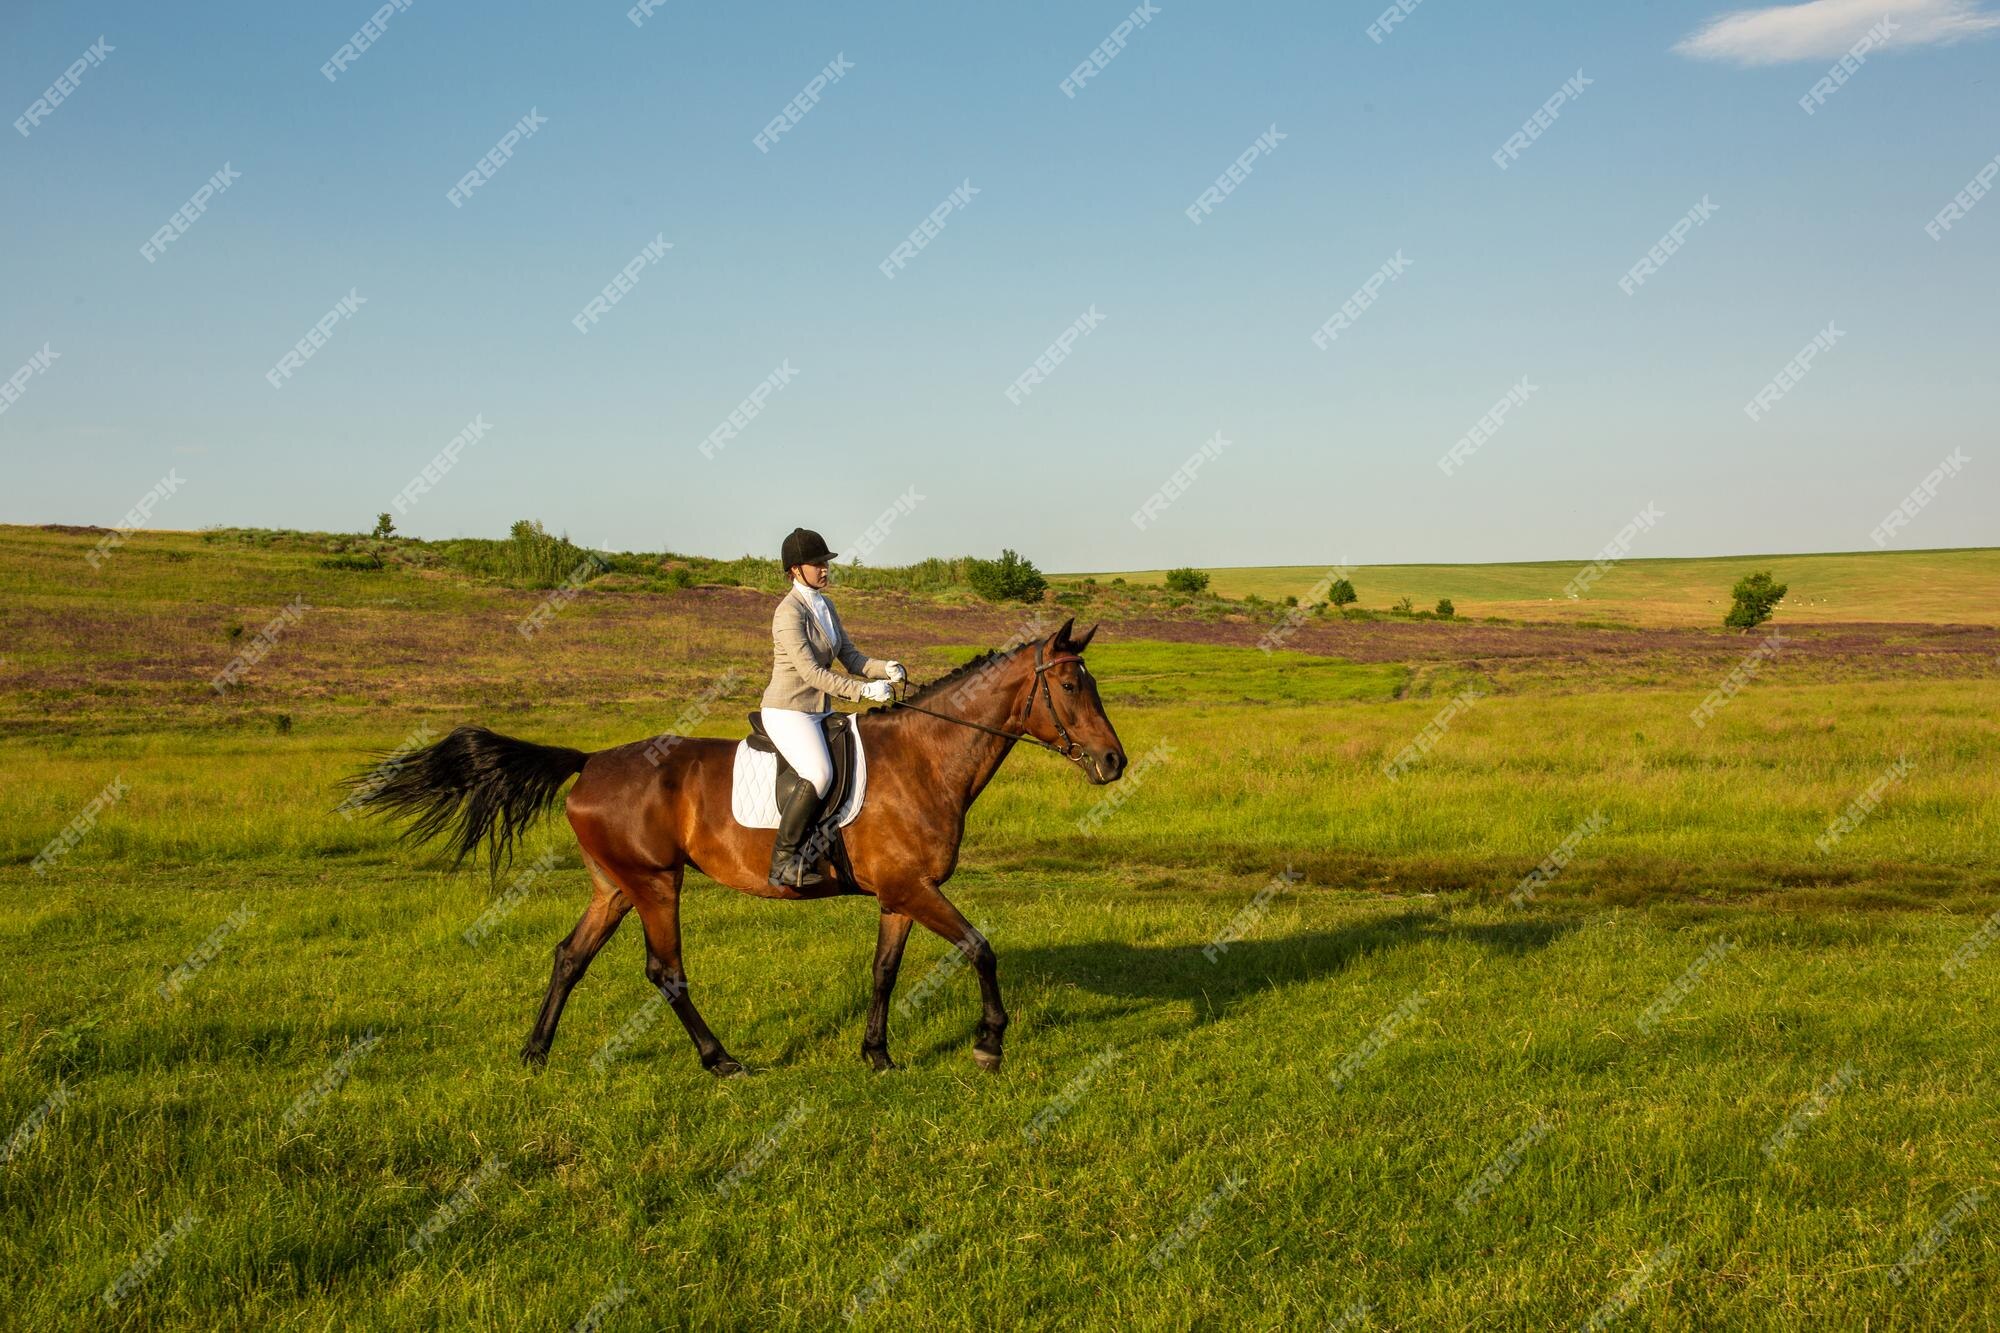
[{"x1": 348, "y1": 618, "x2": 1125, "y2": 1075}]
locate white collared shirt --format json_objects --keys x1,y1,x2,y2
[{"x1": 791, "y1": 579, "x2": 837, "y2": 648}]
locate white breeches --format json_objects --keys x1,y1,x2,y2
[{"x1": 762, "y1": 706, "x2": 833, "y2": 797}]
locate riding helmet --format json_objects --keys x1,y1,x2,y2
[{"x1": 781, "y1": 527, "x2": 837, "y2": 569}]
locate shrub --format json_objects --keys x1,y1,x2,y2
[
  {"x1": 1391, "y1": 596, "x2": 1414, "y2": 614},
  {"x1": 1725, "y1": 571, "x2": 1787, "y2": 630},
  {"x1": 319, "y1": 552, "x2": 384, "y2": 572},
  {"x1": 371, "y1": 513, "x2": 396, "y2": 539},
  {"x1": 1328, "y1": 578, "x2": 1357, "y2": 607},
  {"x1": 966, "y1": 549, "x2": 1048, "y2": 602},
  {"x1": 1436, "y1": 598, "x2": 1455, "y2": 618},
  {"x1": 1164, "y1": 567, "x2": 1210, "y2": 595}
]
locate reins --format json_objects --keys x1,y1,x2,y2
[{"x1": 882, "y1": 642, "x2": 1092, "y2": 768}]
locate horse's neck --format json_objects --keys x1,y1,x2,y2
[{"x1": 878, "y1": 660, "x2": 1032, "y2": 809}]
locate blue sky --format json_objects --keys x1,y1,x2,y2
[{"x1": 3, "y1": 0, "x2": 1994, "y2": 570}]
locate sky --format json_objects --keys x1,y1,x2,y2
[{"x1": 2, "y1": 0, "x2": 1995, "y2": 572}]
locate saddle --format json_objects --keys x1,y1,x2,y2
[{"x1": 744, "y1": 710, "x2": 860, "y2": 886}]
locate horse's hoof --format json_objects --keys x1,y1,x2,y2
[
  {"x1": 520, "y1": 1046, "x2": 548, "y2": 1071},
  {"x1": 972, "y1": 1048, "x2": 1003, "y2": 1073},
  {"x1": 863, "y1": 1048, "x2": 897, "y2": 1073},
  {"x1": 707, "y1": 1056, "x2": 747, "y2": 1078}
]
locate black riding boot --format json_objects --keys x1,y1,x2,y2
[{"x1": 769, "y1": 772, "x2": 828, "y2": 889}]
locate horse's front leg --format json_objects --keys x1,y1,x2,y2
[
  {"x1": 892, "y1": 885, "x2": 1008, "y2": 1072},
  {"x1": 861, "y1": 911, "x2": 914, "y2": 1071}
]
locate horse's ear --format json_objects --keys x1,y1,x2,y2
[
  {"x1": 1050, "y1": 617, "x2": 1076, "y2": 649},
  {"x1": 1070, "y1": 622, "x2": 1099, "y2": 652}
]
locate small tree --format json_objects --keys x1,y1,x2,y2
[
  {"x1": 1725, "y1": 571, "x2": 1787, "y2": 630},
  {"x1": 1328, "y1": 578, "x2": 1358, "y2": 608},
  {"x1": 1164, "y1": 567, "x2": 1210, "y2": 595},
  {"x1": 1392, "y1": 595, "x2": 1414, "y2": 614},
  {"x1": 1435, "y1": 597, "x2": 1455, "y2": 618},
  {"x1": 372, "y1": 512, "x2": 396, "y2": 539},
  {"x1": 966, "y1": 549, "x2": 1047, "y2": 603}
]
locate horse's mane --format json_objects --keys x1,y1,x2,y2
[{"x1": 899, "y1": 642, "x2": 1028, "y2": 705}]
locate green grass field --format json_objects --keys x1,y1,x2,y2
[
  {"x1": 3, "y1": 524, "x2": 1998, "y2": 1329},
  {"x1": 1069, "y1": 547, "x2": 2000, "y2": 627}
]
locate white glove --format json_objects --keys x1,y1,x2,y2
[
  {"x1": 883, "y1": 661, "x2": 907, "y2": 683},
  {"x1": 860, "y1": 680, "x2": 896, "y2": 703}
]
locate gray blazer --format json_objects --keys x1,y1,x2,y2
[{"x1": 763, "y1": 586, "x2": 889, "y2": 712}]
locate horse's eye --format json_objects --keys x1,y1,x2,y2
[{"x1": 1062, "y1": 681, "x2": 1075, "y2": 693}]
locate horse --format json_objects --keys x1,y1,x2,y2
[{"x1": 345, "y1": 618, "x2": 1125, "y2": 1076}]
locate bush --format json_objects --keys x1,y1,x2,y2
[
  {"x1": 371, "y1": 513, "x2": 396, "y2": 539},
  {"x1": 1164, "y1": 567, "x2": 1210, "y2": 595},
  {"x1": 1725, "y1": 571, "x2": 1787, "y2": 630},
  {"x1": 1436, "y1": 598, "x2": 1455, "y2": 618},
  {"x1": 1328, "y1": 578, "x2": 1358, "y2": 607},
  {"x1": 1391, "y1": 596, "x2": 1414, "y2": 614},
  {"x1": 966, "y1": 549, "x2": 1047, "y2": 602}
]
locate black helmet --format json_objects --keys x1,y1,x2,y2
[{"x1": 781, "y1": 527, "x2": 837, "y2": 569}]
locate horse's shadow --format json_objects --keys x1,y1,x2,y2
[{"x1": 996, "y1": 909, "x2": 1577, "y2": 1037}]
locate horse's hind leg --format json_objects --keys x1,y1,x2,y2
[
  {"x1": 521, "y1": 860, "x2": 631, "y2": 1067},
  {"x1": 623, "y1": 865, "x2": 744, "y2": 1077}
]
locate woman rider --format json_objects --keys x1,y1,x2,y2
[{"x1": 762, "y1": 527, "x2": 906, "y2": 888}]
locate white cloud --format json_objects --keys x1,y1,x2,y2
[{"x1": 1675, "y1": 0, "x2": 2000, "y2": 64}]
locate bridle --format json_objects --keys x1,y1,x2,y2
[{"x1": 883, "y1": 640, "x2": 1094, "y2": 770}]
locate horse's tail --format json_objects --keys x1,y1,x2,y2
[{"x1": 342, "y1": 725, "x2": 588, "y2": 873}]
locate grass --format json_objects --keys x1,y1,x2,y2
[
  {"x1": 3, "y1": 523, "x2": 1998, "y2": 1328},
  {"x1": 1068, "y1": 547, "x2": 2000, "y2": 627}
]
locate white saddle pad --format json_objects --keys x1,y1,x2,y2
[{"x1": 728, "y1": 730, "x2": 868, "y2": 830}]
